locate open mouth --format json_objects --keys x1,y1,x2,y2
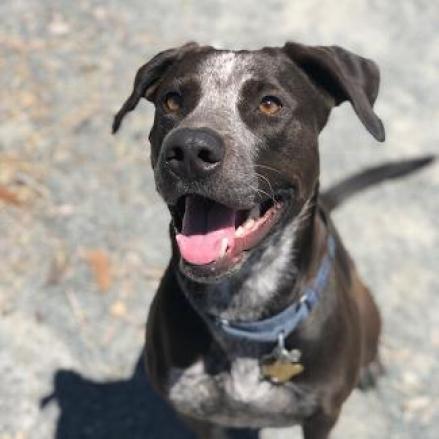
[{"x1": 169, "y1": 192, "x2": 290, "y2": 278}]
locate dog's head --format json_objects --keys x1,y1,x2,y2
[{"x1": 113, "y1": 42, "x2": 384, "y2": 282}]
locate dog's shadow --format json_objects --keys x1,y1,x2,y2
[{"x1": 41, "y1": 354, "x2": 259, "y2": 439}]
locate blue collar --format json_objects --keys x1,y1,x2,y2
[{"x1": 204, "y1": 234, "x2": 336, "y2": 344}]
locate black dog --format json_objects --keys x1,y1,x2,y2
[{"x1": 113, "y1": 42, "x2": 433, "y2": 438}]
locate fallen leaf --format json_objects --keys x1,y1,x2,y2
[
  {"x1": 85, "y1": 249, "x2": 112, "y2": 292},
  {"x1": 0, "y1": 154, "x2": 43, "y2": 184},
  {"x1": 0, "y1": 186, "x2": 21, "y2": 206}
]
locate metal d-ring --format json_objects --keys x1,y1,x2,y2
[
  {"x1": 277, "y1": 331, "x2": 286, "y2": 352},
  {"x1": 276, "y1": 330, "x2": 302, "y2": 363}
]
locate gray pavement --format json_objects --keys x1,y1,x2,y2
[{"x1": 0, "y1": 1, "x2": 438, "y2": 438}]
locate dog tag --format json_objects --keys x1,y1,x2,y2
[{"x1": 260, "y1": 333, "x2": 304, "y2": 384}]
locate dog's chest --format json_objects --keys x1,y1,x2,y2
[{"x1": 167, "y1": 353, "x2": 317, "y2": 428}]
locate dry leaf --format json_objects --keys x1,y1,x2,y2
[
  {"x1": 0, "y1": 186, "x2": 21, "y2": 206},
  {"x1": 85, "y1": 249, "x2": 112, "y2": 292},
  {"x1": 0, "y1": 154, "x2": 43, "y2": 184},
  {"x1": 0, "y1": 155, "x2": 48, "y2": 205}
]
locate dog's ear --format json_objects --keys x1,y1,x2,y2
[
  {"x1": 112, "y1": 42, "x2": 198, "y2": 133},
  {"x1": 283, "y1": 42, "x2": 385, "y2": 142}
]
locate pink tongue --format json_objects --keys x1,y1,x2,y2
[{"x1": 176, "y1": 196, "x2": 236, "y2": 265}]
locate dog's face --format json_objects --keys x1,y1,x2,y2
[{"x1": 113, "y1": 43, "x2": 384, "y2": 281}]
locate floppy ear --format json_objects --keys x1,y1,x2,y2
[
  {"x1": 283, "y1": 42, "x2": 385, "y2": 142},
  {"x1": 112, "y1": 42, "x2": 198, "y2": 133}
]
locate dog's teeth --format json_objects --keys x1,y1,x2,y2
[
  {"x1": 249, "y1": 205, "x2": 260, "y2": 219},
  {"x1": 235, "y1": 226, "x2": 245, "y2": 237},
  {"x1": 244, "y1": 218, "x2": 255, "y2": 230},
  {"x1": 219, "y1": 238, "x2": 228, "y2": 258},
  {"x1": 236, "y1": 218, "x2": 255, "y2": 237}
]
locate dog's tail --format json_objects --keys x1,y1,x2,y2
[{"x1": 321, "y1": 155, "x2": 435, "y2": 212}]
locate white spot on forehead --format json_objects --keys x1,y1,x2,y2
[
  {"x1": 182, "y1": 51, "x2": 258, "y2": 151},
  {"x1": 199, "y1": 52, "x2": 252, "y2": 87},
  {"x1": 203, "y1": 52, "x2": 238, "y2": 83}
]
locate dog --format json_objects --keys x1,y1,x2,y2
[{"x1": 113, "y1": 42, "x2": 433, "y2": 439}]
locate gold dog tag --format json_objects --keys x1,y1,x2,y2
[
  {"x1": 261, "y1": 357, "x2": 304, "y2": 384},
  {"x1": 260, "y1": 333, "x2": 304, "y2": 384}
]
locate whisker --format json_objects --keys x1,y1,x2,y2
[
  {"x1": 244, "y1": 183, "x2": 274, "y2": 204},
  {"x1": 255, "y1": 172, "x2": 276, "y2": 204},
  {"x1": 254, "y1": 164, "x2": 282, "y2": 175}
]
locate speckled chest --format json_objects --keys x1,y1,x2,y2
[{"x1": 167, "y1": 352, "x2": 318, "y2": 429}]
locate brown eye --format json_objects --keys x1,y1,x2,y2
[
  {"x1": 259, "y1": 96, "x2": 282, "y2": 115},
  {"x1": 164, "y1": 92, "x2": 182, "y2": 113}
]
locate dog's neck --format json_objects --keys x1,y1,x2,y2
[{"x1": 176, "y1": 191, "x2": 327, "y2": 324}]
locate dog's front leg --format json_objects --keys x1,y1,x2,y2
[{"x1": 302, "y1": 409, "x2": 340, "y2": 439}]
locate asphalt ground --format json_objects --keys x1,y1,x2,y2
[{"x1": 0, "y1": 1, "x2": 438, "y2": 438}]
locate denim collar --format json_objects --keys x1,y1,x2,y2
[
  {"x1": 206, "y1": 235, "x2": 335, "y2": 343},
  {"x1": 189, "y1": 234, "x2": 336, "y2": 344}
]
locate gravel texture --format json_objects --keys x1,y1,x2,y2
[{"x1": 0, "y1": 1, "x2": 438, "y2": 438}]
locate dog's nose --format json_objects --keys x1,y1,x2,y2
[{"x1": 163, "y1": 128, "x2": 224, "y2": 180}]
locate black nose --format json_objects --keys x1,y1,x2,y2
[{"x1": 163, "y1": 128, "x2": 225, "y2": 180}]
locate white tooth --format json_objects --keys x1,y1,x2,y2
[
  {"x1": 219, "y1": 238, "x2": 228, "y2": 258},
  {"x1": 235, "y1": 226, "x2": 244, "y2": 237},
  {"x1": 244, "y1": 218, "x2": 255, "y2": 230},
  {"x1": 249, "y1": 205, "x2": 261, "y2": 219}
]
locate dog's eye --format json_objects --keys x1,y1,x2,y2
[
  {"x1": 163, "y1": 92, "x2": 182, "y2": 113},
  {"x1": 259, "y1": 96, "x2": 282, "y2": 115}
]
